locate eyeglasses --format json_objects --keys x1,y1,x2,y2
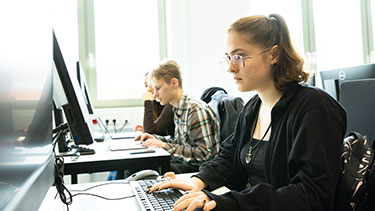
[{"x1": 220, "y1": 47, "x2": 271, "y2": 72}]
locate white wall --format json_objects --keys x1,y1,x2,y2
[
  {"x1": 94, "y1": 107, "x2": 144, "y2": 132},
  {"x1": 166, "y1": 0, "x2": 255, "y2": 101},
  {"x1": 52, "y1": 0, "x2": 80, "y2": 73}
]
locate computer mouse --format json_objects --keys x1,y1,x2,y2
[
  {"x1": 125, "y1": 169, "x2": 160, "y2": 182},
  {"x1": 94, "y1": 137, "x2": 105, "y2": 142}
]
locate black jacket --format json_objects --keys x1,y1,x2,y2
[
  {"x1": 143, "y1": 100, "x2": 175, "y2": 136},
  {"x1": 196, "y1": 82, "x2": 347, "y2": 211}
]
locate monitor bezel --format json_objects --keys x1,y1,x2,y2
[
  {"x1": 53, "y1": 31, "x2": 94, "y2": 146},
  {"x1": 320, "y1": 63, "x2": 375, "y2": 101}
]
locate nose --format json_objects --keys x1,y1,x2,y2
[{"x1": 228, "y1": 61, "x2": 239, "y2": 73}]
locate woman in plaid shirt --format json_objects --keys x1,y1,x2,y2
[{"x1": 135, "y1": 60, "x2": 221, "y2": 173}]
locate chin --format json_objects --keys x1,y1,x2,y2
[
  {"x1": 236, "y1": 84, "x2": 252, "y2": 92},
  {"x1": 236, "y1": 85, "x2": 246, "y2": 92}
]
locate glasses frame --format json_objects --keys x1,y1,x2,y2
[{"x1": 221, "y1": 47, "x2": 272, "y2": 71}]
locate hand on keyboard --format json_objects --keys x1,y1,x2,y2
[
  {"x1": 133, "y1": 179, "x2": 217, "y2": 211},
  {"x1": 133, "y1": 179, "x2": 182, "y2": 211},
  {"x1": 173, "y1": 191, "x2": 216, "y2": 211},
  {"x1": 147, "y1": 172, "x2": 204, "y2": 194},
  {"x1": 162, "y1": 172, "x2": 176, "y2": 180}
]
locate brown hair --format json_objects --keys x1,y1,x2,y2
[
  {"x1": 228, "y1": 14, "x2": 308, "y2": 90},
  {"x1": 151, "y1": 60, "x2": 182, "y2": 88}
]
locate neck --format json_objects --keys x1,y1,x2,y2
[
  {"x1": 170, "y1": 89, "x2": 183, "y2": 107},
  {"x1": 257, "y1": 85, "x2": 282, "y2": 111},
  {"x1": 251, "y1": 85, "x2": 281, "y2": 140}
]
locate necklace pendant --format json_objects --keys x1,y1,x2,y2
[
  {"x1": 246, "y1": 147, "x2": 253, "y2": 164},
  {"x1": 246, "y1": 153, "x2": 252, "y2": 164}
]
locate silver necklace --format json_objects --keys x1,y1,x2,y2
[{"x1": 245, "y1": 122, "x2": 271, "y2": 164}]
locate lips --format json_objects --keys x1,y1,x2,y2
[{"x1": 234, "y1": 77, "x2": 242, "y2": 82}]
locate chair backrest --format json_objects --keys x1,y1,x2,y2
[
  {"x1": 334, "y1": 132, "x2": 374, "y2": 211},
  {"x1": 339, "y1": 79, "x2": 375, "y2": 145},
  {"x1": 200, "y1": 87, "x2": 227, "y2": 103},
  {"x1": 208, "y1": 91, "x2": 244, "y2": 142}
]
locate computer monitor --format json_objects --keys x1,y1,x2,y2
[
  {"x1": 320, "y1": 63, "x2": 375, "y2": 101},
  {"x1": 76, "y1": 61, "x2": 95, "y2": 115},
  {"x1": 53, "y1": 31, "x2": 94, "y2": 146},
  {"x1": 0, "y1": 4, "x2": 54, "y2": 209}
]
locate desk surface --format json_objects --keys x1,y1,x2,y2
[
  {"x1": 39, "y1": 173, "x2": 197, "y2": 211},
  {"x1": 39, "y1": 180, "x2": 139, "y2": 211},
  {"x1": 61, "y1": 140, "x2": 170, "y2": 164},
  {"x1": 39, "y1": 173, "x2": 230, "y2": 211},
  {"x1": 60, "y1": 140, "x2": 171, "y2": 184}
]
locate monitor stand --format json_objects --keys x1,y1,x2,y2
[
  {"x1": 53, "y1": 102, "x2": 95, "y2": 156},
  {"x1": 58, "y1": 139, "x2": 95, "y2": 156}
]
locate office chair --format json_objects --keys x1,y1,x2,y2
[
  {"x1": 200, "y1": 87, "x2": 227, "y2": 103},
  {"x1": 339, "y1": 79, "x2": 375, "y2": 145},
  {"x1": 207, "y1": 91, "x2": 244, "y2": 142}
]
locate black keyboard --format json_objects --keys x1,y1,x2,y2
[{"x1": 130, "y1": 179, "x2": 182, "y2": 211}]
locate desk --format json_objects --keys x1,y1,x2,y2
[
  {"x1": 61, "y1": 141, "x2": 171, "y2": 184},
  {"x1": 39, "y1": 179, "x2": 139, "y2": 211},
  {"x1": 39, "y1": 173, "x2": 229, "y2": 211}
]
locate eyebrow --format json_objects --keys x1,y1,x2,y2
[{"x1": 226, "y1": 48, "x2": 247, "y2": 55}]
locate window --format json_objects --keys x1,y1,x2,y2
[
  {"x1": 313, "y1": 0, "x2": 363, "y2": 71},
  {"x1": 82, "y1": 0, "x2": 165, "y2": 107},
  {"x1": 52, "y1": 0, "x2": 79, "y2": 71},
  {"x1": 248, "y1": 0, "x2": 305, "y2": 55},
  {"x1": 370, "y1": 0, "x2": 375, "y2": 62}
]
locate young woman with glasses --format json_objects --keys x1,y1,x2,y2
[{"x1": 148, "y1": 14, "x2": 346, "y2": 211}]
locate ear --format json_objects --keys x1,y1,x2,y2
[
  {"x1": 270, "y1": 45, "x2": 279, "y2": 65},
  {"x1": 171, "y1": 78, "x2": 179, "y2": 88}
]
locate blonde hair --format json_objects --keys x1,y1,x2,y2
[
  {"x1": 228, "y1": 14, "x2": 308, "y2": 90},
  {"x1": 151, "y1": 60, "x2": 182, "y2": 88}
]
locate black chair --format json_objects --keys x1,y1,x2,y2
[
  {"x1": 339, "y1": 79, "x2": 375, "y2": 145},
  {"x1": 200, "y1": 87, "x2": 227, "y2": 104},
  {"x1": 207, "y1": 91, "x2": 244, "y2": 142}
]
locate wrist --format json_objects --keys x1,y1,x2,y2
[
  {"x1": 143, "y1": 98, "x2": 153, "y2": 101},
  {"x1": 191, "y1": 176, "x2": 206, "y2": 191}
]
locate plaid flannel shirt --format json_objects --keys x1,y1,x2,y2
[{"x1": 155, "y1": 94, "x2": 221, "y2": 165}]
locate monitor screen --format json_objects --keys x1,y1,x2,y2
[
  {"x1": 320, "y1": 63, "x2": 375, "y2": 101},
  {"x1": 53, "y1": 31, "x2": 94, "y2": 146},
  {"x1": 0, "y1": 1, "x2": 54, "y2": 209}
]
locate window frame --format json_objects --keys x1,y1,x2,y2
[
  {"x1": 302, "y1": 0, "x2": 374, "y2": 86},
  {"x1": 77, "y1": 0, "x2": 167, "y2": 108},
  {"x1": 360, "y1": 0, "x2": 374, "y2": 63}
]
